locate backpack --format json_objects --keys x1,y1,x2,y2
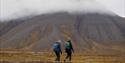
[
  {"x1": 65, "y1": 42, "x2": 71, "y2": 49},
  {"x1": 53, "y1": 43, "x2": 59, "y2": 50}
]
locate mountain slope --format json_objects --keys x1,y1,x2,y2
[
  {"x1": 0, "y1": 12, "x2": 125, "y2": 54},
  {"x1": 0, "y1": 20, "x2": 24, "y2": 36}
]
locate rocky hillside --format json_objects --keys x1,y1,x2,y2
[{"x1": 0, "y1": 12, "x2": 125, "y2": 54}]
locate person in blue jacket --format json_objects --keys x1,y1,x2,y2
[{"x1": 53, "y1": 40, "x2": 62, "y2": 61}]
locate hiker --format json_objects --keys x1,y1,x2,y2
[
  {"x1": 52, "y1": 40, "x2": 62, "y2": 61},
  {"x1": 64, "y1": 40, "x2": 74, "y2": 62}
]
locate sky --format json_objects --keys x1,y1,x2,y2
[{"x1": 0, "y1": 0, "x2": 125, "y2": 21}]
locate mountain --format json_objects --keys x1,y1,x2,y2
[
  {"x1": 0, "y1": 20, "x2": 24, "y2": 36},
  {"x1": 0, "y1": 12, "x2": 125, "y2": 54}
]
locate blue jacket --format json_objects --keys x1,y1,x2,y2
[{"x1": 53, "y1": 42, "x2": 62, "y2": 53}]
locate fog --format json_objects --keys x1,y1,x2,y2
[
  {"x1": 0, "y1": 0, "x2": 118, "y2": 21},
  {"x1": 96, "y1": 0, "x2": 125, "y2": 18}
]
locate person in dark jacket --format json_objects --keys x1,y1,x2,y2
[
  {"x1": 53, "y1": 40, "x2": 62, "y2": 61},
  {"x1": 64, "y1": 40, "x2": 74, "y2": 62}
]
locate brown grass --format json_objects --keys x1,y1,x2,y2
[{"x1": 0, "y1": 50, "x2": 125, "y2": 63}]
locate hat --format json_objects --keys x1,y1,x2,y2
[
  {"x1": 57, "y1": 40, "x2": 61, "y2": 43},
  {"x1": 67, "y1": 40, "x2": 71, "y2": 42}
]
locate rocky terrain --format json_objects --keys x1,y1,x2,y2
[{"x1": 0, "y1": 12, "x2": 125, "y2": 54}]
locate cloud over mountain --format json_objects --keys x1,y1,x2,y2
[{"x1": 0, "y1": 0, "x2": 113, "y2": 21}]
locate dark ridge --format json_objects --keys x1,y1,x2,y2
[{"x1": 0, "y1": 20, "x2": 24, "y2": 36}]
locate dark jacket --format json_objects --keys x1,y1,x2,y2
[{"x1": 65, "y1": 40, "x2": 74, "y2": 52}]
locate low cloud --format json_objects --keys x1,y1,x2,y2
[
  {"x1": 0, "y1": 0, "x2": 113, "y2": 21},
  {"x1": 96, "y1": 0, "x2": 125, "y2": 17}
]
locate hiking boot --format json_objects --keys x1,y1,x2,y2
[{"x1": 64, "y1": 59, "x2": 66, "y2": 62}]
